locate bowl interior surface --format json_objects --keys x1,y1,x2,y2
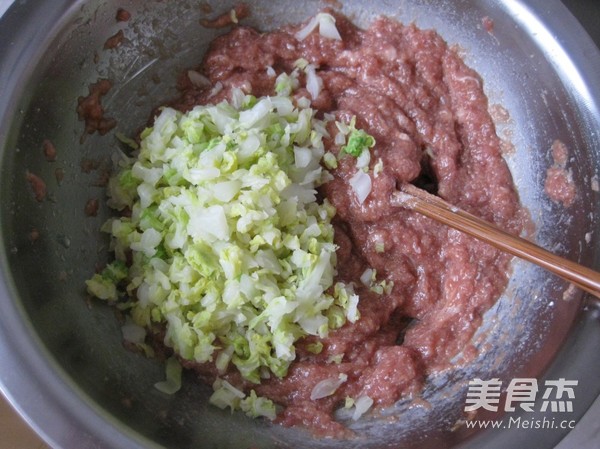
[{"x1": 1, "y1": 0, "x2": 600, "y2": 448}]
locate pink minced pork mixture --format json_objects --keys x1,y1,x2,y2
[{"x1": 163, "y1": 11, "x2": 524, "y2": 437}]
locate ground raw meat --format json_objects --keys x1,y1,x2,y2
[
  {"x1": 25, "y1": 170, "x2": 47, "y2": 202},
  {"x1": 84, "y1": 198, "x2": 100, "y2": 217},
  {"x1": 42, "y1": 139, "x2": 57, "y2": 162},
  {"x1": 544, "y1": 140, "x2": 576, "y2": 207},
  {"x1": 115, "y1": 8, "x2": 131, "y2": 23},
  {"x1": 77, "y1": 79, "x2": 117, "y2": 141},
  {"x1": 104, "y1": 30, "x2": 125, "y2": 50},
  {"x1": 164, "y1": 11, "x2": 523, "y2": 438}
]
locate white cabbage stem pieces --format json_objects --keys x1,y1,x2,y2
[
  {"x1": 86, "y1": 51, "x2": 378, "y2": 422},
  {"x1": 295, "y1": 13, "x2": 343, "y2": 41}
]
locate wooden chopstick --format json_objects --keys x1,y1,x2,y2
[{"x1": 392, "y1": 183, "x2": 600, "y2": 300}]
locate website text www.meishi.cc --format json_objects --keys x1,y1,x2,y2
[
  {"x1": 463, "y1": 377, "x2": 578, "y2": 431},
  {"x1": 465, "y1": 416, "x2": 576, "y2": 430}
]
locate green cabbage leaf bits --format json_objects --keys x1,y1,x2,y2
[{"x1": 86, "y1": 87, "x2": 363, "y2": 413}]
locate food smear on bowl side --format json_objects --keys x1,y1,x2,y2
[
  {"x1": 54, "y1": 167, "x2": 65, "y2": 185},
  {"x1": 87, "y1": 10, "x2": 524, "y2": 438},
  {"x1": 544, "y1": 140, "x2": 576, "y2": 207},
  {"x1": 116, "y1": 8, "x2": 131, "y2": 23},
  {"x1": 25, "y1": 170, "x2": 47, "y2": 202},
  {"x1": 77, "y1": 79, "x2": 117, "y2": 142},
  {"x1": 200, "y1": 3, "x2": 250, "y2": 29},
  {"x1": 104, "y1": 29, "x2": 125, "y2": 50},
  {"x1": 482, "y1": 16, "x2": 494, "y2": 34},
  {"x1": 42, "y1": 139, "x2": 57, "y2": 162},
  {"x1": 84, "y1": 198, "x2": 100, "y2": 217}
]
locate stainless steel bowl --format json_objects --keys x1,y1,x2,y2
[{"x1": 1, "y1": 1, "x2": 600, "y2": 448}]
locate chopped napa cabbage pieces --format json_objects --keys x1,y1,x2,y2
[
  {"x1": 338, "y1": 116, "x2": 376, "y2": 159},
  {"x1": 342, "y1": 128, "x2": 376, "y2": 158},
  {"x1": 87, "y1": 85, "x2": 363, "y2": 418},
  {"x1": 154, "y1": 356, "x2": 183, "y2": 395},
  {"x1": 210, "y1": 379, "x2": 277, "y2": 420}
]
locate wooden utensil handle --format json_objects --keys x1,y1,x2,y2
[{"x1": 393, "y1": 184, "x2": 600, "y2": 300}]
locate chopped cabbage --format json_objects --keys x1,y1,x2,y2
[
  {"x1": 349, "y1": 169, "x2": 372, "y2": 204},
  {"x1": 295, "y1": 13, "x2": 342, "y2": 42},
  {"x1": 342, "y1": 127, "x2": 376, "y2": 158},
  {"x1": 209, "y1": 378, "x2": 245, "y2": 411},
  {"x1": 87, "y1": 83, "x2": 370, "y2": 419},
  {"x1": 154, "y1": 356, "x2": 183, "y2": 395},
  {"x1": 240, "y1": 390, "x2": 277, "y2": 420},
  {"x1": 210, "y1": 379, "x2": 277, "y2": 420},
  {"x1": 310, "y1": 373, "x2": 348, "y2": 400},
  {"x1": 352, "y1": 395, "x2": 374, "y2": 420}
]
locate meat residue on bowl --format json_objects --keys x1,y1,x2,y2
[
  {"x1": 482, "y1": 16, "x2": 494, "y2": 34},
  {"x1": 544, "y1": 139, "x2": 576, "y2": 207},
  {"x1": 104, "y1": 30, "x2": 125, "y2": 50},
  {"x1": 200, "y1": 3, "x2": 249, "y2": 29},
  {"x1": 115, "y1": 8, "x2": 131, "y2": 23},
  {"x1": 149, "y1": 11, "x2": 523, "y2": 437},
  {"x1": 76, "y1": 79, "x2": 117, "y2": 141},
  {"x1": 25, "y1": 170, "x2": 47, "y2": 202},
  {"x1": 84, "y1": 198, "x2": 100, "y2": 217},
  {"x1": 42, "y1": 139, "x2": 57, "y2": 162}
]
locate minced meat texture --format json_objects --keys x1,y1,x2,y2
[
  {"x1": 77, "y1": 79, "x2": 117, "y2": 140},
  {"x1": 545, "y1": 140, "x2": 576, "y2": 207},
  {"x1": 170, "y1": 11, "x2": 523, "y2": 438}
]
